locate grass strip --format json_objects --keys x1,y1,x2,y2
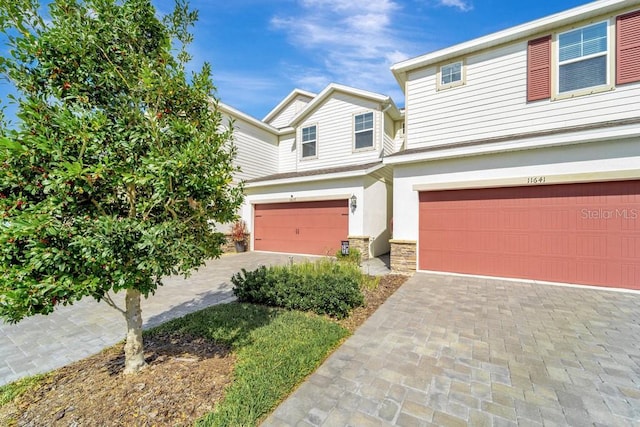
[
  {"x1": 0, "y1": 374, "x2": 46, "y2": 407},
  {"x1": 151, "y1": 302, "x2": 349, "y2": 426}
]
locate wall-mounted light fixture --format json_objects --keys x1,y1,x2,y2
[{"x1": 350, "y1": 194, "x2": 357, "y2": 213}]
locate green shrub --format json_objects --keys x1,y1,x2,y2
[
  {"x1": 231, "y1": 260, "x2": 364, "y2": 319},
  {"x1": 335, "y1": 247, "x2": 361, "y2": 265}
]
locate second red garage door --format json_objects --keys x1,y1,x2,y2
[
  {"x1": 254, "y1": 199, "x2": 349, "y2": 256},
  {"x1": 419, "y1": 181, "x2": 640, "y2": 289}
]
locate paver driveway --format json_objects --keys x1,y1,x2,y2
[
  {"x1": 0, "y1": 252, "x2": 314, "y2": 386},
  {"x1": 264, "y1": 273, "x2": 640, "y2": 426}
]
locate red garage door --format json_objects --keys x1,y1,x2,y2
[
  {"x1": 419, "y1": 181, "x2": 640, "y2": 289},
  {"x1": 254, "y1": 200, "x2": 349, "y2": 256}
]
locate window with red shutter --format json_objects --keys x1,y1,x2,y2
[
  {"x1": 617, "y1": 10, "x2": 640, "y2": 85},
  {"x1": 527, "y1": 36, "x2": 551, "y2": 102}
]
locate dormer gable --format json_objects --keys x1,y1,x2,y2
[
  {"x1": 263, "y1": 89, "x2": 316, "y2": 129},
  {"x1": 289, "y1": 83, "x2": 401, "y2": 128}
]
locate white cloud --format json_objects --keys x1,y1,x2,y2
[
  {"x1": 439, "y1": 0, "x2": 473, "y2": 12},
  {"x1": 270, "y1": 0, "x2": 413, "y2": 100}
]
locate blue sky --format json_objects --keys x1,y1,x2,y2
[{"x1": 1, "y1": 0, "x2": 593, "y2": 123}]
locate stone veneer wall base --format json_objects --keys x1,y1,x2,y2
[
  {"x1": 347, "y1": 236, "x2": 370, "y2": 260},
  {"x1": 390, "y1": 240, "x2": 417, "y2": 275}
]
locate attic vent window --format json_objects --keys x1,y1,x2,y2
[{"x1": 441, "y1": 61, "x2": 462, "y2": 85}]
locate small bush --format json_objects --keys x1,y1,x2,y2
[
  {"x1": 335, "y1": 247, "x2": 361, "y2": 265},
  {"x1": 232, "y1": 260, "x2": 365, "y2": 319}
]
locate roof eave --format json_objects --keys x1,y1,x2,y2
[
  {"x1": 391, "y1": 0, "x2": 640, "y2": 87},
  {"x1": 289, "y1": 83, "x2": 393, "y2": 127},
  {"x1": 219, "y1": 102, "x2": 279, "y2": 134},
  {"x1": 384, "y1": 120, "x2": 640, "y2": 166},
  {"x1": 246, "y1": 162, "x2": 386, "y2": 189}
]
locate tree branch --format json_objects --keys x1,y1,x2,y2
[
  {"x1": 91, "y1": 198, "x2": 107, "y2": 216},
  {"x1": 97, "y1": 45, "x2": 131, "y2": 90},
  {"x1": 126, "y1": 183, "x2": 136, "y2": 217},
  {"x1": 103, "y1": 292, "x2": 125, "y2": 315}
]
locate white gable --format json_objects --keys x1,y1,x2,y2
[{"x1": 263, "y1": 89, "x2": 316, "y2": 129}]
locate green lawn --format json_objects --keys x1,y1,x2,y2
[
  {"x1": 146, "y1": 302, "x2": 348, "y2": 426},
  {"x1": 1, "y1": 302, "x2": 348, "y2": 426},
  {"x1": 0, "y1": 374, "x2": 46, "y2": 407}
]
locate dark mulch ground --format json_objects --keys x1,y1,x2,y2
[{"x1": 0, "y1": 274, "x2": 407, "y2": 426}]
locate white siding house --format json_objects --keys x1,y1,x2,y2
[
  {"x1": 223, "y1": 84, "x2": 403, "y2": 258},
  {"x1": 217, "y1": 0, "x2": 639, "y2": 289},
  {"x1": 387, "y1": 0, "x2": 640, "y2": 290},
  {"x1": 220, "y1": 104, "x2": 279, "y2": 181},
  {"x1": 263, "y1": 89, "x2": 316, "y2": 129}
]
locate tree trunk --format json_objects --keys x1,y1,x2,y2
[{"x1": 123, "y1": 288, "x2": 146, "y2": 374}]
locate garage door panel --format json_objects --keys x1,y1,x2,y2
[
  {"x1": 419, "y1": 181, "x2": 640, "y2": 289},
  {"x1": 254, "y1": 200, "x2": 348, "y2": 256}
]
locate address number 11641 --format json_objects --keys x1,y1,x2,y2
[{"x1": 527, "y1": 176, "x2": 546, "y2": 184}]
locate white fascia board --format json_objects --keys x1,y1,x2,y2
[
  {"x1": 262, "y1": 88, "x2": 317, "y2": 123},
  {"x1": 219, "y1": 103, "x2": 279, "y2": 135},
  {"x1": 391, "y1": 0, "x2": 640, "y2": 89},
  {"x1": 220, "y1": 103, "x2": 295, "y2": 137},
  {"x1": 384, "y1": 124, "x2": 640, "y2": 166},
  {"x1": 278, "y1": 126, "x2": 295, "y2": 135},
  {"x1": 384, "y1": 98, "x2": 403, "y2": 121},
  {"x1": 245, "y1": 163, "x2": 385, "y2": 189},
  {"x1": 289, "y1": 83, "x2": 392, "y2": 127}
]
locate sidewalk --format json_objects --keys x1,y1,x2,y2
[{"x1": 0, "y1": 252, "x2": 313, "y2": 386}]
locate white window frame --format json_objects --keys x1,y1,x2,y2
[
  {"x1": 437, "y1": 60, "x2": 465, "y2": 90},
  {"x1": 353, "y1": 111, "x2": 375, "y2": 152},
  {"x1": 300, "y1": 124, "x2": 317, "y2": 159},
  {"x1": 553, "y1": 19, "x2": 614, "y2": 99}
]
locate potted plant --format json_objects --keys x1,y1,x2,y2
[{"x1": 231, "y1": 219, "x2": 248, "y2": 252}]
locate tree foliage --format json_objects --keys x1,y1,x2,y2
[{"x1": 0, "y1": 0, "x2": 243, "y2": 354}]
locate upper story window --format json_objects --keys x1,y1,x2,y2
[
  {"x1": 354, "y1": 112, "x2": 374, "y2": 150},
  {"x1": 557, "y1": 21, "x2": 608, "y2": 93},
  {"x1": 438, "y1": 61, "x2": 464, "y2": 90},
  {"x1": 301, "y1": 125, "x2": 317, "y2": 158}
]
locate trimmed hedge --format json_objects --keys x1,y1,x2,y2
[{"x1": 231, "y1": 260, "x2": 365, "y2": 319}]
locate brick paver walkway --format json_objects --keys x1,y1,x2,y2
[
  {"x1": 0, "y1": 252, "x2": 314, "y2": 386},
  {"x1": 264, "y1": 273, "x2": 640, "y2": 426}
]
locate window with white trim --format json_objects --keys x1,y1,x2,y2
[
  {"x1": 557, "y1": 21, "x2": 608, "y2": 93},
  {"x1": 440, "y1": 61, "x2": 463, "y2": 86},
  {"x1": 354, "y1": 112, "x2": 374, "y2": 150},
  {"x1": 301, "y1": 125, "x2": 317, "y2": 158}
]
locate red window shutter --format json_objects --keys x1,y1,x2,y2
[
  {"x1": 617, "y1": 10, "x2": 640, "y2": 85},
  {"x1": 527, "y1": 36, "x2": 551, "y2": 102}
]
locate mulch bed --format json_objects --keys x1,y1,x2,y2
[{"x1": 1, "y1": 274, "x2": 407, "y2": 426}]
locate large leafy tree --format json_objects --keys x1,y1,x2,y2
[{"x1": 0, "y1": 0, "x2": 243, "y2": 373}]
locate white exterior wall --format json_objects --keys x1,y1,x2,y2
[
  {"x1": 296, "y1": 93, "x2": 383, "y2": 171},
  {"x1": 392, "y1": 137, "x2": 640, "y2": 241},
  {"x1": 224, "y1": 113, "x2": 278, "y2": 181},
  {"x1": 405, "y1": 37, "x2": 640, "y2": 150},
  {"x1": 243, "y1": 177, "x2": 365, "y2": 251},
  {"x1": 362, "y1": 176, "x2": 392, "y2": 256},
  {"x1": 267, "y1": 95, "x2": 313, "y2": 129},
  {"x1": 383, "y1": 114, "x2": 395, "y2": 156},
  {"x1": 277, "y1": 132, "x2": 297, "y2": 174},
  {"x1": 394, "y1": 120, "x2": 405, "y2": 152}
]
